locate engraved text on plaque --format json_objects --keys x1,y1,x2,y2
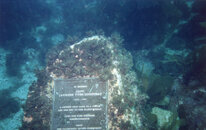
[{"x1": 51, "y1": 78, "x2": 108, "y2": 130}]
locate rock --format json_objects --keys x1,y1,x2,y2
[
  {"x1": 152, "y1": 107, "x2": 181, "y2": 130},
  {"x1": 20, "y1": 35, "x2": 148, "y2": 130},
  {"x1": 152, "y1": 107, "x2": 173, "y2": 128}
]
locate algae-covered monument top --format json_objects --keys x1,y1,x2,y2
[{"x1": 20, "y1": 35, "x2": 148, "y2": 130}]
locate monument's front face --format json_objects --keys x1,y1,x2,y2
[
  {"x1": 52, "y1": 78, "x2": 108, "y2": 130},
  {"x1": 21, "y1": 35, "x2": 148, "y2": 130}
]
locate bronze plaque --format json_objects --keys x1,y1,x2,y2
[{"x1": 51, "y1": 78, "x2": 108, "y2": 130}]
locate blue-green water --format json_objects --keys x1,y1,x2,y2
[{"x1": 0, "y1": 0, "x2": 206, "y2": 129}]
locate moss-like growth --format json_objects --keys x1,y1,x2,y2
[
  {"x1": 119, "y1": 120, "x2": 136, "y2": 130},
  {"x1": 34, "y1": 69, "x2": 51, "y2": 86},
  {"x1": 46, "y1": 37, "x2": 113, "y2": 81},
  {"x1": 20, "y1": 69, "x2": 51, "y2": 130}
]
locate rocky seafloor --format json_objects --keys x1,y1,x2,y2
[
  {"x1": 20, "y1": 34, "x2": 206, "y2": 130},
  {"x1": 0, "y1": 0, "x2": 206, "y2": 129}
]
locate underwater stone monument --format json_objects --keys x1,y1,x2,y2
[{"x1": 20, "y1": 35, "x2": 148, "y2": 130}]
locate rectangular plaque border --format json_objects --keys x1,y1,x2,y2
[{"x1": 50, "y1": 77, "x2": 108, "y2": 130}]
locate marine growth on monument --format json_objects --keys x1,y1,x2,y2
[{"x1": 21, "y1": 35, "x2": 147, "y2": 130}]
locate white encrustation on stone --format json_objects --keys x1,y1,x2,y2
[{"x1": 70, "y1": 35, "x2": 106, "y2": 49}]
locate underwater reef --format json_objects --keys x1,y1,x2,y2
[{"x1": 0, "y1": 0, "x2": 206, "y2": 129}]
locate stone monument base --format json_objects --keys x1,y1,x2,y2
[{"x1": 20, "y1": 35, "x2": 148, "y2": 130}]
